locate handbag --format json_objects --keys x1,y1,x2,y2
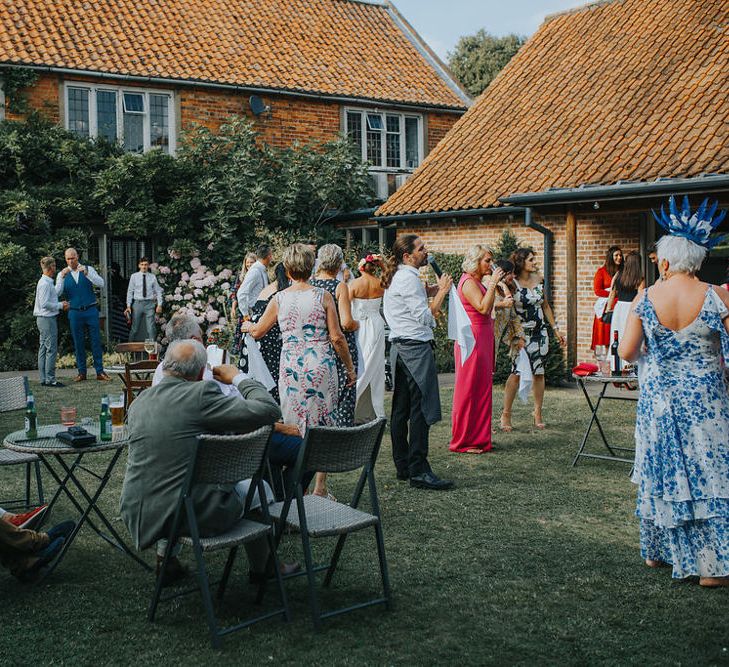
[{"x1": 601, "y1": 309, "x2": 613, "y2": 324}]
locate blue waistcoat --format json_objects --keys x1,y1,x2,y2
[{"x1": 63, "y1": 271, "x2": 97, "y2": 309}]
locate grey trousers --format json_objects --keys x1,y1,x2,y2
[
  {"x1": 129, "y1": 300, "x2": 157, "y2": 341},
  {"x1": 36, "y1": 316, "x2": 58, "y2": 384}
]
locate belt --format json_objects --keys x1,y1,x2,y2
[
  {"x1": 70, "y1": 302, "x2": 98, "y2": 312},
  {"x1": 392, "y1": 338, "x2": 436, "y2": 349}
]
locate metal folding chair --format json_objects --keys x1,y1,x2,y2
[
  {"x1": 0, "y1": 376, "x2": 44, "y2": 509},
  {"x1": 269, "y1": 418, "x2": 391, "y2": 629},
  {"x1": 149, "y1": 425, "x2": 289, "y2": 649}
]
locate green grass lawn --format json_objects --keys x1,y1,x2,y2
[{"x1": 1, "y1": 379, "x2": 727, "y2": 665}]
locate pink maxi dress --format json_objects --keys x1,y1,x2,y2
[{"x1": 449, "y1": 273, "x2": 494, "y2": 453}]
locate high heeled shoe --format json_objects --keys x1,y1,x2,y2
[
  {"x1": 533, "y1": 412, "x2": 546, "y2": 429},
  {"x1": 499, "y1": 412, "x2": 513, "y2": 432}
]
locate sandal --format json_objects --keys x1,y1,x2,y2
[
  {"x1": 499, "y1": 412, "x2": 513, "y2": 432},
  {"x1": 533, "y1": 412, "x2": 546, "y2": 429},
  {"x1": 645, "y1": 559, "x2": 670, "y2": 569}
]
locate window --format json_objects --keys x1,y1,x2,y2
[
  {"x1": 345, "y1": 225, "x2": 397, "y2": 252},
  {"x1": 345, "y1": 108, "x2": 423, "y2": 172},
  {"x1": 64, "y1": 83, "x2": 175, "y2": 154}
]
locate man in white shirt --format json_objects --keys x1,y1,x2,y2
[
  {"x1": 383, "y1": 234, "x2": 453, "y2": 491},
  {"x1": 33, "y1": 257, "x2": 69, "y2": 387},
  {"x1": 56, "y1": 247, "x2": 110, "y2": 382},
  {"x1": 236, "y1": 244, "x2": 272, "y2": 316},
  {"x1": 125, "y1": 257, "x2": 163, "y2": 342}
]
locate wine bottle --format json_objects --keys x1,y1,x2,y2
[
  {"x1": 99, "y1": 396, "x2": 112, "y2": 442},
  {"x1": 611, "y1": 330, "x2": 621, "y2": 376},
  {"x1": 24, "y1": 393, "x2": 37, "y2": 439}
]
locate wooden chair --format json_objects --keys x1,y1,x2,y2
[
  {"x1": 123, "y1": 360, "x2": 158, "y2": 409},
  {"x1": 0, "y1": 376, "x2": 44, "y2": 509},
  {"x1": 114, "y1": 342, "x2": 148, "y2": 363}
]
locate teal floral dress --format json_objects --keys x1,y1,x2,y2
[
  {"x1": 276, "y1": 287, "x2": 338, "y2": 436},
  {"x1": 633, "y1": 286, "x2": 729, "y2": 578}
]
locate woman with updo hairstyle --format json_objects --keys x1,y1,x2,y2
[
  {"x1": 500, "y1": 247, "x2": 565, "y2": 431},
  {"x1": 242, "y1": 243, "x2": 356, "y2": 498},
  {"x1": 591, "y1": 246, "x2": 623, "y2": 349},
  {"x1": 349, "y1": 252, "x2": 386, "y2": 421},
  {"x1": 449, "y1": 244, "x2": 501, "y2": 453},
  {"x1": 492, "y1": 259, "x2": 526, "y2": 363}
]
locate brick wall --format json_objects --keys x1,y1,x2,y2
[
  {"x1": 5, "y1": 72, "x2": 60, "y2": 122},
  {"x1": 395, "y1": 211, "x2": 642, "y2": 365},
  {"x1": 427, "y1": 111, "x2": 460, "y2": 153}
]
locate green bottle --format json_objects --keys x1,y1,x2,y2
[
  {"x1": 99, "y1": 395, "x2": 112, "y2": 442},
  {"x1": 24, "y1": 393, "x2": 37, "y2": 439}
]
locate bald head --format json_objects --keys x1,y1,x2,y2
[
  {"x1": 64, "y1": 247, "x2": 79, "y2": 270},
  {"x1": 162, "y1": 340, "x2": 207, "y2": 381}
]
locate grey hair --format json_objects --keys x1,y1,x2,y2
[
  {"x1": 164, "y1": 313, "x2": 202, "y2": 342},
  {"x1": 655, "y1": 235, "x2": 706, "y2": 274},
  {"x1": 317, "y1": 244, "x2": 344, "y2": 273},
  {"x1": 461, "y1": 244, "x2": 494, "y2": 273},
  {"x1": 162, "y1": 340, "x2": 207, "y2": 380}
]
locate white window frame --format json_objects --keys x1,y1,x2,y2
[
  {"x1": 63, "y1": 82, "x2": 176, "y2": 154},
  {"x1": 344, "y1": 107, "x2": 424, "y2": 173}
]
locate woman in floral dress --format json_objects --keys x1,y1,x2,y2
[
  {"x1": 500, "y1": 248, "x2": 565, "y2": 430},
  {"x1": 242, "y1": 243, "x2": 356, "y2": 498},
  {"x1": 619, "y1": 198, "x2": 729, "y2": 586}
]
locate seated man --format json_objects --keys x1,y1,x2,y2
[
  {"x1": 121, "y1": 339, "x2": 282, "y2": 584},
  {"x1": 0, "y1": 509, "x2": 74, "y2": 581},
  {"x1": 154, "y1": 313, "x2": 308, "y2": 496}
]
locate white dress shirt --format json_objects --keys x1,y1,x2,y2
[
  {"x1": 236, "y1": 261, "x2": 269, "y2": 314},
  {"x1": 383, "y1": 265, "x2": 436, "y2": 342},
  {"x1": 55, "y1": 265, "x2": 104, "y2": 290},
  {"x1": 126, "y1": 271, "x2": 163, "y2": 307},
  {"x1": 33, "y1": 275, "x2": 64, "y2": 317},
  {"x1": 152, "y1": 363, "x2": 244, "y2": 398}
]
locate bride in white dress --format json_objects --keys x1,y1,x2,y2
[{"x1": 349, "y1": 254, "x2": 386, "y2": 422}]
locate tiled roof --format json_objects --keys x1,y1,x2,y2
[
  {"x1": 0, "y1": 0, "x2": 468, "y2": 110},
  {"x1": 377, "y1": 0, "x2": 728, "y2": 216}
]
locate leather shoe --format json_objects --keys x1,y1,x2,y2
[
  {"x1": 409, "y1": 471, "x2": 454, "y2": 491},
  {"x1": 396, "y1": 470, "x2": 409, "y2": 481},
  {"x1": 96, "y1": 373, "x2": 111, "y2": 382},
  {"x1": 156, "y1": 555, "x2": 189, "y2": 587},
  {"x1": 249, "y1": 560, "x2": 301, "y2": 584},
  {"x1": 47, "y1": 381, "x2": 66, "y2": 388},
  {"x1": 73, "y1": 374, "x2": 87, "y2": 382}
]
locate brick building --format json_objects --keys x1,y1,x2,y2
[
  {"x1": 375, "y1": 0, "x2": 729, "y2": 367},
  {"x1": 0, "y1": 0, "x2": 469, "y2": 334}
]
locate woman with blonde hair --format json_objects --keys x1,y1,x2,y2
[
  {"x1": 449, "y1": 245, "x2": 502, "y2": 453},
  {"x1": 242, "y1": 244, "x2": 356, "y2": 498}
]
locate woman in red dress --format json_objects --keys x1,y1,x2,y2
[
  {"x1": 591, "y1": 245, "x2": 622, "y2": 349},
  {"x1": 449, "y1": 245, "x2": 503, "y2": 454}
]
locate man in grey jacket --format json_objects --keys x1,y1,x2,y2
[{"x1": 120, "y1": 339, "x2": 281, "y2": 584}]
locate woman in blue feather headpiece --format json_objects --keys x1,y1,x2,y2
[{"x1": 619, "y1": 195, "x2": 729, "y2": 586}]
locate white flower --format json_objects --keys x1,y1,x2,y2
[
  {"x1": 174, "y1": 294, "x2": 183, "y2": 301},
  {"x1": 184, "y1": 293, "x2": 193, "y2": 300},
  {"x1": 218, "y1": 317, "x2": 227, "y2": 325},
  {"x1": 221, "y1": 281, "x2": 230, "y2": 290},
  {"x1": 216, "y1": 295, "x2": 226, "y2": 303},
  {"x1": 180, "y1": 271, "x2": 190, "y2": 282},
  {"x1": 194, "y1": 280, "x2": 204, "y2": 289},
  {"x1": 207, "y1": 242, "x2": 215, "y2": 250},
  {"x1": 193, "y1": 288, "x2": 203, "y2": 297},
  {"x1": 159, "y1": 266, "x2": 171, "y2": 275},
  {"x1": 190, "y1": 257, "x2": 202, "y2": 270}
]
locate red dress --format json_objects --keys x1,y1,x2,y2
[
  {"x1": 591, "y1": 265, "x2": 612, "y2": 349},
  {"x1": 449, "y1": 274, "x2": 494, "y2": 453}
]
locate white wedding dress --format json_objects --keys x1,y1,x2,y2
[{"x1": 352, "y1": 297, "x2": 386, "y2": 421}]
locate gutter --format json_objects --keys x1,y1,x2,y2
[
  {"x1": 0, "y1": 63, "x2": 467, "y2": 115},
  {"x1": 374, "y1": 204, "x2": 553, "y2": 297},
  {"x1": 501, "y1": 174, "x2": 729, "y2": 207}
]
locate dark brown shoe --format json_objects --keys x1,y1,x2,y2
[
  {"x1": 96, "y1": 373, "x2": 111, "y2": 382},
  {"x1": 73, "y1": 374, "x2": 87, "y2": 382},
  {"x1": 156, "y1": 555, "x2": 188, "y2": 587}
]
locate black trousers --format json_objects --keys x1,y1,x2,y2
[{"x1": 390, "y1": 354, "x2": 431, "y2": 477}]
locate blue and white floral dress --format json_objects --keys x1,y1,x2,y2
[{"x1": 632, "y1": 286, "x2": 729, "y2": 579}]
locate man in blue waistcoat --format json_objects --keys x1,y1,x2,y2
[{"x1": 56, "y1": 247, "x2": 111, "y2": 382}]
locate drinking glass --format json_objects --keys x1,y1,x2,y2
[
  {"x1": 60, "y1": 406, "x2": 77, "y2": 426},
  {"x1": 144, "y1": 338, "x2": 157, "y2": 360},
  {"x1": 594, "y1": 345, "x2": 609, "y2": 375},
  {"x1": 109, "y1": 394, "x2": 125, "y2": 428}
]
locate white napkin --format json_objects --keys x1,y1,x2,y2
[
  {"x1": 593, "y1": 297, "x2": 608, "y2": 318},
  {"x1": 447, "y1": 285, "x2": 475, "y2": 365}
]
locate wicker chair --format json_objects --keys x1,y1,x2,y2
[
  {"x1": 269, "y1": 418, "x2": 391, "y2": 629},
  {"x1": 0, "y1": 376, "x2": 44, "y2": 509},
  {"x1": 149, "y1": 425, "x2": 289, "y2": 649}
]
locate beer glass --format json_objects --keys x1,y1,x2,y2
[
  {"x1": 144, "y1": 338, "x2": 157, "y2": 360},
  {"x1": 60, "y1": 406, "x2": 77, "y2": 426},
  {"x1": 109, "y1": 394, "x2": 125, "y2": 428}
]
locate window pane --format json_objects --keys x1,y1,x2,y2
[
  {"x1": 149, "y1": 94, "x2": 169, "y2": 152},
  {"x1": 123, "y1": 92, "x2": 144, "y2": 113},
  {"x1": 123, "y1": 113, "x2": 144, "y2": 153},
  {"x1": 405, "y1": 117, "x2": 419, "y2": 168},
  {"x1": 97, "y1": 90, "x2": 117, "y2": 143},
  {"x1": 386, "y1": 115, "x2": 400, "y2": 133},
  {"x1": 346, "y1": 112, "x2": 362, "y2": 155},
  {"x1": 366, "y1": 128, "x2": 382, "y2": 166},
  {"x1": 67, "y1": 88, "x2": 90, "y2": 137},
  {"x1": 366, "y1": 114, "x2": 383, "y2": 131}
]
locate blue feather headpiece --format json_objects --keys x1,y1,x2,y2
[{"x1": 652, "y1": 196, "x2": 727, "y2": 250}]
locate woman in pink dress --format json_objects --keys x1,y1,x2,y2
[{"x1": 449, "y1": 245, "x2": 503, "y2": 454}]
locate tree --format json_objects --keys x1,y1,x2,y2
[{"x1": 448, "y1": 30, "x2": 525, "y2": 98}]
